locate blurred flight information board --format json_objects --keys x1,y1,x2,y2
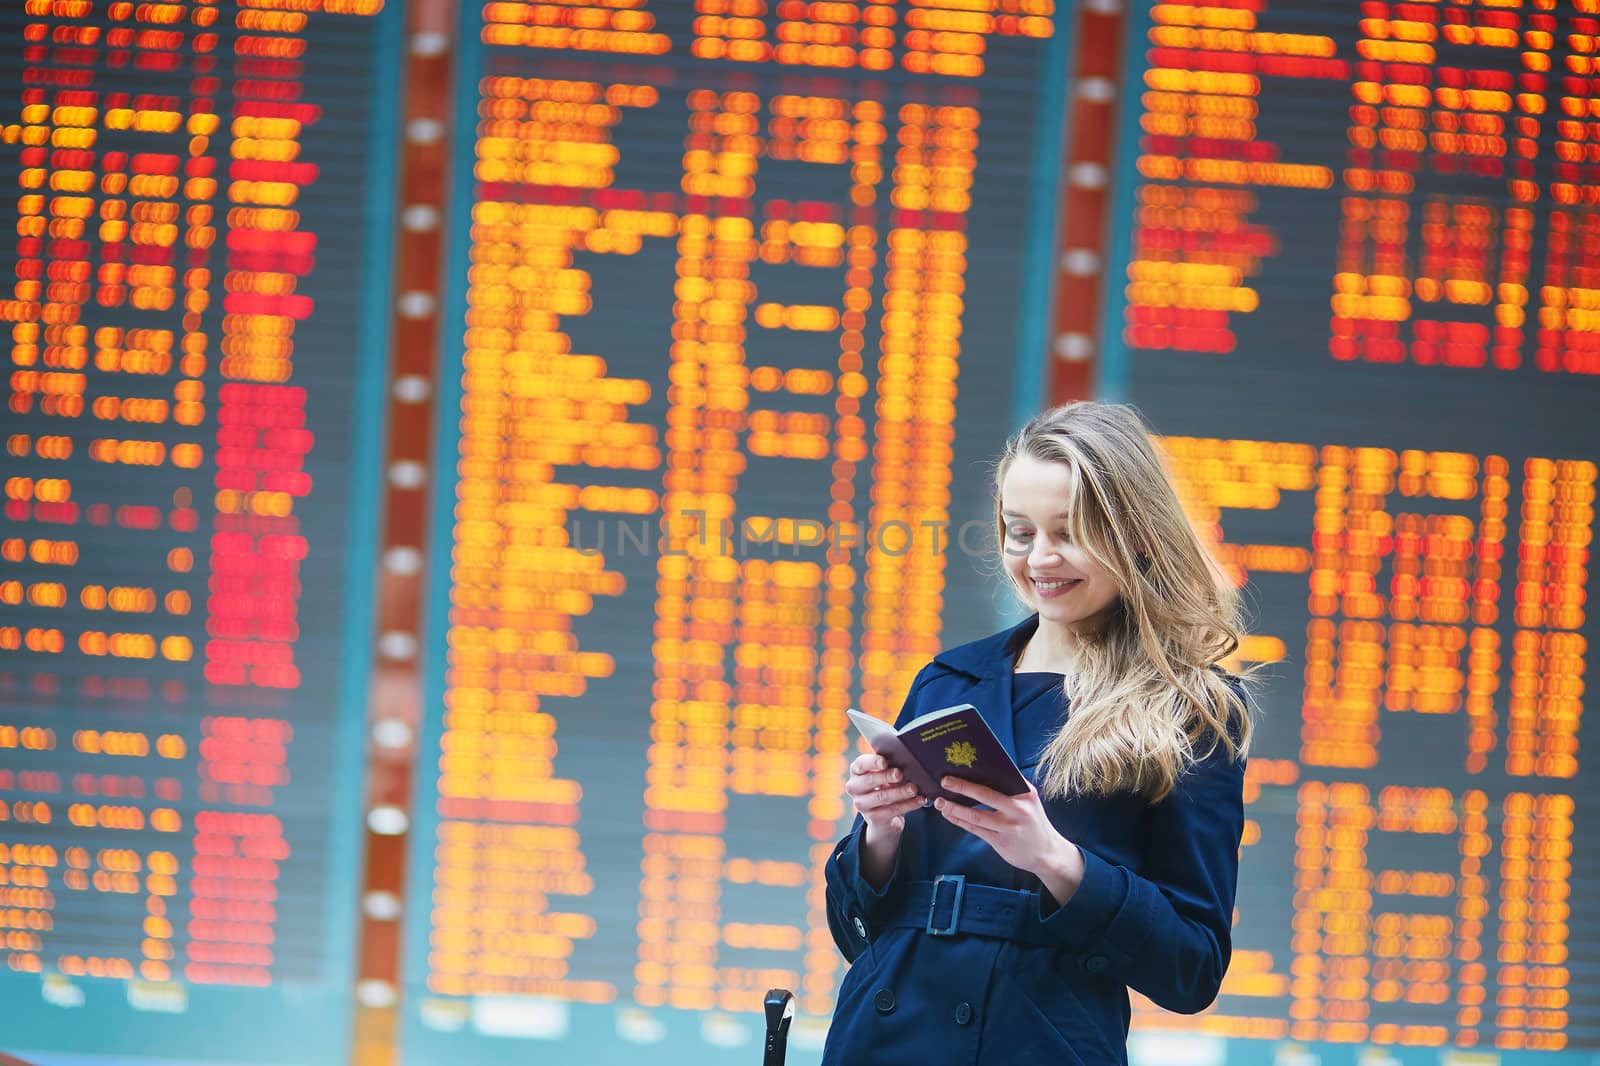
[
  {"x1": 0, "y1": 0, "x2": 398, "y2": 1061},
  {"x1": 403, "y1": 1, "x2": 1063, "y2": 1062},
  {"x1": 1106, "y1": 0, "x2": 1600, "y2": 1063}
]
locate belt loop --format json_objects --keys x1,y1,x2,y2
[{"x1": 925, "y1": 874, "x2": 966, "y2": 936}]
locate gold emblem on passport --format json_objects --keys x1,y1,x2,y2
[{"x1": 944, "y1": 740, "x2": 977, "y2": 768}]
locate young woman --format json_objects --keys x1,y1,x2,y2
[{"x1": 822, "y1": 401, "x2": 1254, "y2": 1065}]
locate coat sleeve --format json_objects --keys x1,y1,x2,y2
[
  {"x1": 1037, "y1": 731, "x2": 1247, "y2": 1014},
  {"x1": 823, "y1": 663, "x2": 937, "y2": 963}
]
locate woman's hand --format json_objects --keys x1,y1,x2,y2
[
  {"x1": 846, "y1": 754, "x2": 925, "y2": 889},
  {"x1": 935, "y1": 777, "x2": 1087, "y2": 907},
  {"x1": 846, "y1": 753, "x2": 925, "y2": 838}
]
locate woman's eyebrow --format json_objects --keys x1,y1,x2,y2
[{"x1": 1001, "y1": 509, "x2": 1071, "y2": 519}]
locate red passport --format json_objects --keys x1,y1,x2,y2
[{"x1": 847, "y1": 704, "x2": 1029, "y2": 807}]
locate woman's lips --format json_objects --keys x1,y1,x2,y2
[{"x1": 1032, "y1": 578, "x2": 1081, "y2": 599}]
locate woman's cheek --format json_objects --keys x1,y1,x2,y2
[
  {"x1": 1062, "y1": 545, "x2": 1098, "y2": 574},
  {"x1": 1003, "y1": 549, "x2": 1029, "y2": 585}
]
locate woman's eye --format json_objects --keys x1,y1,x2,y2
[{"x1": 1007, "y1": 527, "x2": 1033, "y2": 541}]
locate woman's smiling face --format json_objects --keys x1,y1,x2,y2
[{"x1": 1000, "y1": 454, "x2": 1125, "y2": 632}]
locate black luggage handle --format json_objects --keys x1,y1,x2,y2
[{"x1": 763, "y1": 988, "x2": 795, "y2": 1066}]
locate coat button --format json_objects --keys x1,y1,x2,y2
[
  {"x1": 1084, "y1": 954, "x2": 1110, "y2": 974},
  {"x1": 954, "y1": 1002, "x2": 972, "y2": 1025},
  {"x1": 853, "y1": 916, "x2": 868, "y2": 940},
  {"x1": 874, "y1": 988, "x2": 896, "y2": 1014}
]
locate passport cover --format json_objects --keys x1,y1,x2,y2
[{"x1": 847, "y1": 704, "x2": 1029, "y2": 807}]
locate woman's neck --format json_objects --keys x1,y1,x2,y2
[{"x1": 1015, "y1": 618, "x2": 1080, "y2": 674}]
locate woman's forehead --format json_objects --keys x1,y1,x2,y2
[{"x1": 1000, "y1": 454, "x2": 1079, "y2": 513}]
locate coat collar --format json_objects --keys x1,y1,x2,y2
[
  {"x1": 932, "y1": 613, "x2": 1040, "y2": 680},
  {"x1": 931, "y1": 614, "x2": 1038, "y2": 761}
]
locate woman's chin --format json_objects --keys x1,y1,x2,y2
[
  {"x1": 1037, "y1": 598, "x2": 1119, "y2": 633},
  {"x1": 1036, "y1": 601, "x2": 1086, "y2": 626}
]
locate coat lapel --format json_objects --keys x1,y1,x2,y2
[
  {"x1": 987, "y1": 659, "x2": 1018, "y2": 763},
  {"x1": 931, "y1": 614, "x2": 1036, "y2": 763}
]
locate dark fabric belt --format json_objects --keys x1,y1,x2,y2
[{"x1": 878, "y1": 876, "x2": 1056, "y2": 946}]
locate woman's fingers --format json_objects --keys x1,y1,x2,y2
[
  {"x1": 845, "y1": 765, "x2": 906, "y2": 797},
  {"x1": 939, "y1": 776, "x2": 1009, "y2": 808},
  {"x1": 846, "y1": 773, "x2": 902, "y2": 797},
  {"x1": 860, "y1": 796, "x2": 924, "y2": 827},
  {"x1": 850, "y1": 753, "x2": 888, "y2": 776},
  {"x1": 934, "y1": 796, "x2": 999, "y2": 835},
  {"x1": 846, "y1": 754, "x2": 922, "y2": 828},
  {"x1": 854, "y1": 782, "x2": 921, "y2": 812}
]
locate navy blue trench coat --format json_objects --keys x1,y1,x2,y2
[{"x1": 821, "y1": 615, "x2": 1247, "y2": 1066}]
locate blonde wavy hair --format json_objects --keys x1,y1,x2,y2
[{"x1": 995, "y1": 402, "x2": 1253, "y2": 803}]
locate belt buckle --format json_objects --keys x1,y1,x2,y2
[{"x1": 925, "y1": 874, "x2": 965, "y2": 936}]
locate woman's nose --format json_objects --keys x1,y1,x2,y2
[{"x1": 1029, "y1": 539, "x2": 1060, "y2": 566}]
